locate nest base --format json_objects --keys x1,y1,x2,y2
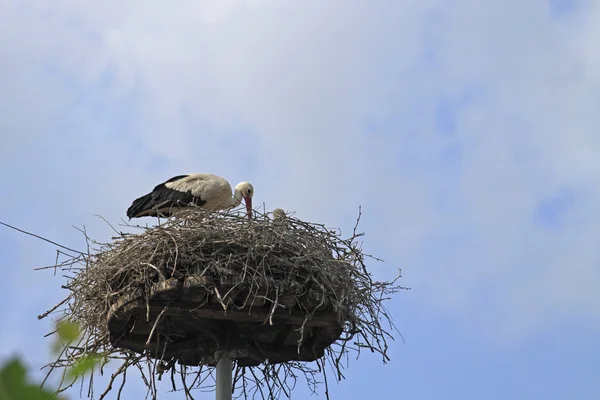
[{"x1": 107, "y1": 276, "x2": 344, "y2": 367}]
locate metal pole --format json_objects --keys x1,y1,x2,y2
[{"x1": 216, "y1": 354, "x2": 232, "y2": 400}]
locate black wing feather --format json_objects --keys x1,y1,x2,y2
[{"x1": 126, "y1": 175, "x2": 207, "y2": 218}]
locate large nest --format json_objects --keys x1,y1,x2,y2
[{"x1": 40, "y1": 209, "x2": 404, "y2": 399}]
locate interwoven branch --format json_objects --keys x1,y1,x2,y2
[{"x1": 40, "y1": 208, "x2": 406, "y2": 399}]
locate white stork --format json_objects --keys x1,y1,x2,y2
[
  {"x1": 272, "y1": 208, "x2": 286, "y2": 220},
  {"x1": 126, "y1": 173, "x2": 254, "y2": 219}
]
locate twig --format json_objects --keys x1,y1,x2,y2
[
  {"x1": 37, "y1": 297, "x2": 70, "y2": 320},
  {"x1": 98, "y1": 358, "x2": 131, "y2": 400},
  {"x1": 146, "y1": 305, "x2": 169, "y2": 346}
]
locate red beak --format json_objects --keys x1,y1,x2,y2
[{"x1": 244, "y1": 197, "x2": 252, "y2": 219}]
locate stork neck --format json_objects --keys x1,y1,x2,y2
[{"x1": 232, "y1": 190, "x2": 243, "y2": 207}]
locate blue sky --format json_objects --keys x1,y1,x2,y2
[{"x1": 1, "y1": 0, "x2": 599, "y2": 398}]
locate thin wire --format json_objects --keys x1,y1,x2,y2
[{"x1": 0, "y1": 220, "x2": 85, "y2": 255}]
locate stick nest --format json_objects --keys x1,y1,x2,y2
[{"x1": 40, "y1": 209, "x2": 405, "y2": 399}]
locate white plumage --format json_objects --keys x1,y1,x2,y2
[{"x1": 127, "y1": 173, "x2": 254, "y2": 219}]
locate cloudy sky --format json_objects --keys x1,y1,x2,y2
[{"x1": 1, "y1": 0, "x2": 599, "y2": 398}]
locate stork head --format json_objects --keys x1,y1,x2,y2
[
  {"x1": 234, "y1": 181, "x2": 254, "y2": 219},
  {"x1": 272, "y1": 208, "x2": 286, "y2": 220}
]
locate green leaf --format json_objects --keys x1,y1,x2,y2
[
  {"x1": 57, "y1": 320, "x2": 80, "y2": 343},
  {"x1": 52, "y1": 320, "x2": 81, "y2": 356},
  {"x1": 0, "y1": 358, "x2": 27, "y2": 391},
  {"x1": 0, "y1": 357, "x2": 59, "y2": 400},
  {"x1": 67, "y1": 353, "x2": 101, "y2": 380}
]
